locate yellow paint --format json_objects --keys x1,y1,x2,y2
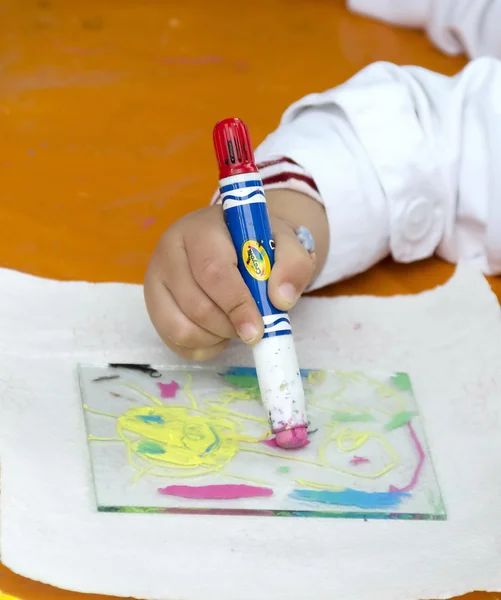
[
  {"x1": 117, "y1": 406, "x2": 242, "y2": 476},
  {"x1": 318, "y1": 424, "x2": 399, "y2": 479},
  {"x1": 336, "y1": 370, "x2": 405, "y2": 414},
  {"x1": 0, "y1": 592, "x2": 21, "y2": 600},
  {"x1": 242, "y1": 435, "x2": 397, "y2": 480},
  {"x1": 295, "y1": 479, "x2": 345, "y2": 491},
  {"x1": 307, "y1": 370, "x2": 327, "y2": 385},
  {"x1": 183, "y1": 372, "x2": 198, "y2": 409},
  {"x1": 308, "y1": 378, "x2": 348, "y2": 410},
  {"x1": 83, "y1": 405, "x2": 120, "y2": 419},
  {"x1": 223, "y1": 471, "x2": 271, "y2": 485},
  {"x1": 332, "y1": 426, "x2": 371, "y2": 452},
  {"x1": 206, "y1": 404, "x2": 268, "y2": 424},
  {"x1": 85, "y1": 376, "x2": 270, "y2": 482},
  {"x1": 85, "y1": 369, "x2": 403, "y2": 491}
]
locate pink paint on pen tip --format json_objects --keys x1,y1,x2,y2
[
  {"x1": 260, "y1": 431, "x2": 310, "y2": 450},
  {"x1": 275, "y1": 426, "x2": 309, "y2": 449}
]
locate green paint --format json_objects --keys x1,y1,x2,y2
[
  {"x1": 224, "y1": 375, "x2": 259, "y2": 390},
  {"x1": 279, "y1": 382, "x2": 287, "y2": 392},
  {"x1": 332, "y1": 412, "x2": 375, "y2": 422},
  {"x1": 137, "y1": 440, "x2": 165, "y2": 455},
  {"x1": 426, "y1": 490, "x2": 446, "y2": 516},
  {"x1": 277, "y1": 466, "x2": 290, "y2": 473},
  {"x1": 384, "y1": 411, "x2": 416, "y2": 431},
  {"x1": 391, "y1": 372, "x2": 412, "y2": 391}
]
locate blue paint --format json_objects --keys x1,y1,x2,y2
[
  {"x1": 137, "y1": 440, "x2": 165, "y2": 455},
  {"x1": 289, "y1": 488, "x2": 410, "y2": 509},
  {"x1": 137, "y1": 414, "x2": 164, "y2": 424},
  {"x1": 202, "y1": 425, "x2": 220, "y2": 456},
  {"x1": 223, "y1": 366, "x2": 311, "y2": 378}
]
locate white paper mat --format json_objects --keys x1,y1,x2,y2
[{"x1": 0, "y1": 265, "x2": 500, "y2": 600}]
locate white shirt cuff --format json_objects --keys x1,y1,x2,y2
[{"x1": 255, "y1": 105, "x2": 391, "y2": 291}]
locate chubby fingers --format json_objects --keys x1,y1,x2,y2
[
  {"x1": 184, "y1": 209, "x2": 264, "y2": 344},
  {"x1": 267, "y1": 218, "x2": 316, "y2": 311},
  {"x1": 144, "y1": 265, "x2": 230, "y2": 360}
]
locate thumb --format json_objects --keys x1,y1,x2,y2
[{"x1": 268, "y1": 219, "x2": 316, "y2": 311}]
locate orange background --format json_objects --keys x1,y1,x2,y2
[{"x1": 0, "y1": 0, "x2": 499, "y2": 598}]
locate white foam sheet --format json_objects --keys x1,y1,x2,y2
[{"x1": 0, "y1": 264, "x2": 500, "y2": 600}]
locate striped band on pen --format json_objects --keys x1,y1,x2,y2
[{"x1": 210, "y1": 157, "x2": 323, "y2": 206}]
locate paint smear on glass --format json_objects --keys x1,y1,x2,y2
[
  {"x1": 308, "y1": 370, "x2": 326, "y2": 385},
  {"x1": 158, "y1": 484, "x2": 273, "y2": 499},
  {"x1": 137, "y1": 440, "x2": 165, "y2": 455},
  {"x1": 384, "y1": 410, "x2": 416, "y2": 431},
  {"x1": 350, "y1": 456, "x2": 370, "y2": 465},
  {"x1": 224, "y1": 366, "x2": 311, "y2": 378},
  {"x1": 332, "y1": 412, "x2": 374, "y2": 422},
  {"x1": 224, "y1": 374, "x2": 259, "y2": 389},
  {"x1": 391, "y1": 372, "x2": 412, "y2": 391},
  {"x1": 289, "y1": 488, "x2": 410, "y2": 509},
  {"x1": 137, "y1": 414, "x2": 164, "y2": 424},
  {"x1": 389, "y1": 422, "x2": 425, "y2": 493},
  {"x1": 157, "y1": 381, "x2": 180, "y2": 399}
]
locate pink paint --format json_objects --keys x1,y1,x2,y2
[
  {"x1": 260, "y1": 435, "x2": 310, "y2": 449},
  {"x1": 350, "y1": 456, "x2": 370, "y2": 465},
  {"x1": 158, "y1": 484, "x2": 273, "y2": 499},
  {"x1": 157, "y1": 381, "x2": 179, "y2": 399},
  {"x1": 389, "y1": 422, "x2": 425, "y2": 493},
  {"x1": 260, "y1": 438, "x2": 279, "y2": 448},
  {"x1": 141, "y1": 217, "x2": 156, "y2": 229}
]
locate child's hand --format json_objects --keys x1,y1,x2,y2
[{"x1": 144, "y1": 190, "x2": 329, "y2": 360}]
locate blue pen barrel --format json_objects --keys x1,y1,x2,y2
[{"x1": 219, "y1": 175, "x2": 292, "y2": 339}]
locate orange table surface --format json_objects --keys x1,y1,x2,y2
[{"x1": 0, "y1": 1, "x2": 499, "y2": 599}]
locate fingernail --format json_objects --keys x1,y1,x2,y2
[
  {"x1": 278, "y1": 283, "x2": 298, "y2": 308},
  {"x1": 238, "y1": 322, "x2": 259, "y2": 343}
]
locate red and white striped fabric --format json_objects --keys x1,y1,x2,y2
[{"x1": 210, "y1": 157, "x2": 323, "y2": 205}]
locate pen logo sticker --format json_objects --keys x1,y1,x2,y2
[{"x1": 242, "y1": 240, "x2": 271, "y2": 281}]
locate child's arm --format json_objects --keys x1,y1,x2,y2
[
  {"x1": 348, "y1": 0, "x2": 501, "y2": 59},
  {"x1": 254, "y1": 57, "x2": 501, "y2": 289},
  {"x1": 145, "y1": 57, "x2": 501, "y2": 360}
]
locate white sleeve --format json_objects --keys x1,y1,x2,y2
[
  {"x1": 255, "y1": 58, "x2": 501, "y2": 290},
  {"x1": 348, "y1": 0, "x2": 501, "y2": 59}
]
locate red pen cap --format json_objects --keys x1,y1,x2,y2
[{"x1": 213, "y1": 118, "x2": 258, "y2": 179}]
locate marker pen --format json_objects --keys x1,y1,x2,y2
[{"x1": 213, "y1": 118, "x2": 308, "y2": 449}]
